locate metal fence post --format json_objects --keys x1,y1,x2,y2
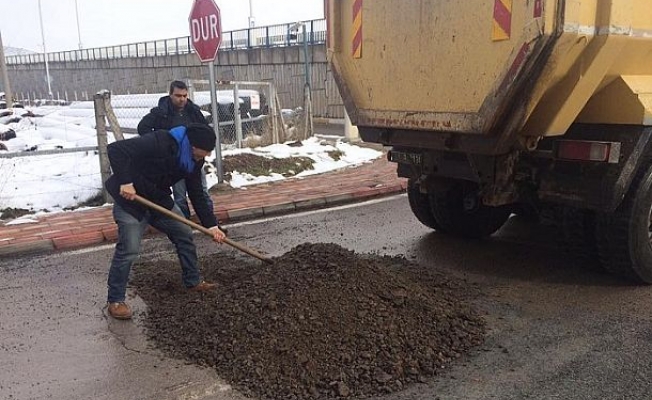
[
  {"x1": 94, "y1": 91, "x2": 112, "y2": 203},
  {"x1": 187, "y1": 79, "x2": 195, "y2": 102},
  {"x1": 271, "y1": 83, "x2": 287, "y2": 144},
  {"x1": 0, "y1": 31, "x2": 14, "y2": 109},
  {"x1": 270, "y1": 84, "x2": 279, "y2": 144},
  {"x1": 233, "y1": 84, "x2": 243, "y2": 147}
]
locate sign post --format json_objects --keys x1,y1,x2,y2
[{"x1": 189, "y1": 0, "x2": 224, "y2": 183}]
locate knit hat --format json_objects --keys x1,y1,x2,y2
[{"x1": 186, "y1": 123, "x2": 216, "y2": 151}]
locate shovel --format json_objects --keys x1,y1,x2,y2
[{"x1": 133, "y1": 194, "x2": 273, "y2": 264}]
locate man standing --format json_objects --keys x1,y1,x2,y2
[
  {"x1": 138, "y1": 80, "x2": 214, "y2": 220},
  {"x1": 105, "y1": 123, "x2": 226, "y2": 320}
]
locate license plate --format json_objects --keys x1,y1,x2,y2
[{"x1": 389, "y1": 150, "x2": 422, "y2": 166}]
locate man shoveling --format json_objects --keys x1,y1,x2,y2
[{"x1": 104, "y1": 122, "x2": 225, "y2": 320}]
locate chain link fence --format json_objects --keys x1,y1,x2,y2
[
  {"x1": 189, "y1": 80, "x2": 275, "y2": 147},
  {"x1": 0, "y1": 83, "x2": 310, "y2": 214},
  {"x1": 97, "y1": 82, "x2": 291, "y2": 148},
  {"x1": 92, "y1": 86, "x2": 294, "y2": 203},
  {"x1": 0, "y1": 94, "x2": 113, "y2": 213}
]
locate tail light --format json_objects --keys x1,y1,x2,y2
[{"x1": 556, "y1": 140, "x2": 621, "y2": 164}]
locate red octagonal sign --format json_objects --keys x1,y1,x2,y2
[{"x1": 189, "y1": 0, "x2": 222, "y2": 63}]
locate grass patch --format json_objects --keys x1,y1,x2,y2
[
  {"x1": 327, "y1": 150, "x2": 344, "y2": 161},
  {"x1": 223, "y1": 153, "x2": 314, "y2": 178},
  {"x1": 0, "y1": 207, "x2": 32, "y2": 220}
]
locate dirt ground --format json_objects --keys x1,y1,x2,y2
[{"x1": 131, "y1": 243, "x2": 486, "y2": 400}]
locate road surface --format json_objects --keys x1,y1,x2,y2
[{"x1": 2, "y1": 195, "x2": 652, "y2": 399}]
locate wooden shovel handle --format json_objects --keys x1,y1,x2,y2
[{"x1": 133, "y1": 194, "x2": 273, "y2": 264}]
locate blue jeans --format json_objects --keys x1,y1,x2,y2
[
  {"x1": 172, "y1": 168, "x2": 214, "y2": 219},
  {"x1": 106, "y1": 202, "x2": 202, "y2": 303}
]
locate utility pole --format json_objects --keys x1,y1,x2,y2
[
  {"x1": 38, "y1": 0, "x2": 53, "y2": 98},
  {"x1": 0, "y1": 31, "x2": 13, "y2": 109},
  {"x1": 75, "y1": 0, "x2": 83, "y2": 49},
  {"x1": 248, "y1": 0, "x2": 255, "y2": 27}
]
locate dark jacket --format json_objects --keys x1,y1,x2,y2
[
  {"x1": 105, "y1": 130, "x2": 218, "y2": 228},
  {"x1": 137, "y1": 96, "x2": 207, "y2": 134}
]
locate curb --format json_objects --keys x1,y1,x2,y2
[
  {"x1": 221, "y1": 182, "x2": 406, "y2": 223},
  {"x1": 0, "y1": 184, "x2": 407, "y2": 258}
]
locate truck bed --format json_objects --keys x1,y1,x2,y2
[{"x1": 327, "y1": 0, "x2": 652, "y2": 149}]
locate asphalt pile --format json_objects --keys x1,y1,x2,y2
[{"x1": 132, "y1": 243, "x2": 485, "y2": 399}]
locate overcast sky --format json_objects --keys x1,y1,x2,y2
[{"x1": 0, "y1": 0, "x2": 324, "y2": 52}]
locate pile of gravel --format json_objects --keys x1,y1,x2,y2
[{"x1": 132, "y1": 243, "x2": 485, "y2": 399}]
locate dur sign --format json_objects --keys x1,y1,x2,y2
[
  {"x1": 189, "y1": 0, "x2": 222, "y2": 63},
  {"x1": 191, "y1": 15, "x2": 219, "y2": 42}
]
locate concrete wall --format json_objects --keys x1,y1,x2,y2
[{"x1": 4, "y1": 44, "x2": 345, "y2": 118}]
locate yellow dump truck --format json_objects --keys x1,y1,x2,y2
[{"x1": 326, "y1": 0, "x2": 652, "y2": 282}]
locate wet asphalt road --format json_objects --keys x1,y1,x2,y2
[{"x1": 2, "y1": 194, "x2": 652, "y2": 399}]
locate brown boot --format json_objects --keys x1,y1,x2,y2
[
  {"x1": 108, "y1": 302, "x2": 133, "y2": 320},
  {"x1": 188, "y1": 281, "x2": 217, "y2": 292}
]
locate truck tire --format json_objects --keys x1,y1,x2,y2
[
  {"x1": 596, "y1": 164, "x2": 652, "y2": 283},
  {"x1": 560, "y1": 207, "x2": 601, "y2": 270},
  {"x1": 429, "y1": 179, "x2": 510, "y2": 239},
  {"x1": 407, "y1": 179, "x2": 446, "y2": 232}
]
